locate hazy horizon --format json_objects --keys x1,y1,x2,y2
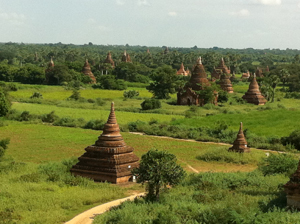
[{"x1": 1, "y1": 0, "x2": 300, "y2": 50}]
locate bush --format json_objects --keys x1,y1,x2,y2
[
  {"x1": 218, "y1": 90, "x2": 229, "y2": 103},
  {"x1": 41, "y1": 111, "x2": 59, "y2": 123},
  {"x1": 258, "y1": 153, "x2": 298, "y2": 176},
  {"x1": 0, "y1": 88, "x2": 11, "y2": 117},
  {"x1": 19, "y1": 111, "x2": 31, "y2": 121},
  {"x1": 141, "y1": 98, "x2": 161, "y2": 110},
  {"x1": 68, "y1": 89, "x2": 81, "y2": 101},
  {"x1": 30, "y1": 92, "x2": 43, "y2": 99},
  {"x1": 0, "y1": 138, "x2": 10, "y2": 159},
  {"x1": 7, "y1": 83, "x2": 18, "y2": 91},
  {"x1": 95, "y1": 98, "x2": 106, "y2": 106},
  {"x1": 281, "y1": 130, "x2": 300, "y2": 150},
  {"x1": 84, "y1": 119, "x2": 106, "y2": 130},
  {"x1": 123, "y1": 90, "x2": 139, "y2": 99},
  {"x1": 53, "y1": 117, "x2": 77, "y2": 127}
]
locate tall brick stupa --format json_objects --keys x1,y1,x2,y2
[
  {"x1": 228, "y1": 122, "x2": 250, "y2": 153},
  {"x1": 71, "y1": 102, "x2": 139, "y2": 184},
  {"x1": 242, "y1": 74, "x2": 267, "y2": 105}
]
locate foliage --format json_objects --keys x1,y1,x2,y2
[
  {"x1": 30, "y1": 92, "x2": 43, "y2": 99},
  {"x1": 281, "y1": 129, "x2": 300, "y2": 150},
  {"x1": 146, "y1": 65, "x2": 183, "y2": 99},
  {"x1": 123, "y1": 90, "x2": 139, "y2": 99},
  {"x1": 0, "y1": 88, "x2": 11, "y2": 116},
  {"x1": 218, "y1": 90, "x2": 229, "y2": 103},
  {"x1": 94, "y1": 75, "x2": 127, "y2": 90},
  {"x1": 258, "y1": 153, "x2": 298, "y2": 176},
  {"x1": 196, "y1": 82, "x2": 219, "y2": 105},
  {"x1": 132, "y1": 149, "x2": 186, "y2": 201},
  {"x1": 41, "y1": 111, "x2": 59, "y2": 123},
  {"x1": 140, "y1": 98, "x2": 161, "y2": 110},
  {"x1": 0, "y1": 138, "x2": 10, "y2": 160},
  {"x1": 68, "y1": 89, "x2": 81, "y2": 101}
]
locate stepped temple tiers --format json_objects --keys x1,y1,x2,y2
[
  {"x1": 177, "y1": 63, "x2": 190, "y2": 76},
  {"x1": 219, "y1": 73, "x2": 234, "y2": 93},
  {"x1": 177, "y1": 57, "x2": 217, "y2": 106},
  {"x1": 284, "y1": 161, "x2": 300, "y2": 209},
  {"x1": 211, "y1": 58, "x2": 231, "y2": 80},
  {"x1": 121, "y1": 50, "x2": 132, "y2": 63},
  {"x1": 104, "y1": 52, "x2": 115, "y2": 68},
  {"x1": 228, "y1": 122, "x2": 250, "y2": 153},
  {"x1": 82, "y1": 59, "x2": 96, "y2": 84},
  {"x1": 242, "y1": 74, "x2": 267, "y2": 105},
  {"x1": 71, "y1": 102, "x2": 139, "y2": 184}
]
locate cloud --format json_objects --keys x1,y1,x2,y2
[
  {"x1": 87, "y1": 18, "x2": 96, "y2": 24},
  {"x1": 230, "y1": 9, "x2": 250, "y2": 16},
  {"x1": 298, "y1": 2, "x2": 300, "y2": 8},
  {"x1": 168, "y1": 12, "x2": 177, "y2": 17},
  {"x1": 0, "y1": 12, "x2": 26, "y2": 26},
  {"x1": 97, "y1": 25, "x2": 111, "y2": 31},
  {"x1": 137, "y1": 0, "x2": 150, "y2": 6},
  {"x1": 254, "y1": 0, "x2": 281, "y2": 5},
  {"x1": 116, "y1": 0, "x2": 125, "y2": 5}
]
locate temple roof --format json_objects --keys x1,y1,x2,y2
[
  {"x1": 82, "y1": 59, "x2": 96, "y2": 83},
  {"x1": 104, "y1": 52, "x2": 115, "y2": 67},
  {"x1": 188, "y1": 57, "x2": 210, "y2": 91},
  {"x1": 95, "y1": 102, "x2": 125, "y2": 147},
  {"x1": 242, "y1": 74, "x2": 267, "y2": 105},
  {"x1": 228, "y1": 122, "x2": 250, "y2": 153},
  {"x1": 177, "y1": 63, "x2": 189, "y2": 76},
  {"x1": 48, "y1": 57, "x2": 54, "y2": 67},
  {"x1": 215, "y1": 57, "x2": 230, "y2": 75}
]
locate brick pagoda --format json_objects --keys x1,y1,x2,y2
[
  {"x1": 71, "y1": 102, "x2": 139, "y2": 184},
  {"x1": 121, "y1": 50, "x2": 132, "y2": 63},
  {"x1": 177, "y1": 63, "x2": 189, "y2": 76},
  {"x1": 219, "y1": 73, "x2": 234, "y2": 93},
  {"x1": 228, "y1": 122, "x2": 250, "y2": 153},
  {"x1": 255, "y1": 67, "x2": 264, "y2": 78},
  {"x1": 211, "y1": 58, "x2": 230, "y2": 80},
  {"x1": 242, "y1": 74, "x2": 267, "y2": 105},
  {"x1": 104, "y1": 52, "x2": 115, "y2": 68},
  {"x1": 284, "y1": 161, "x2": 300, "y2": 209},
  {"x1": 82, "y1": 59, "x2": 96, "y2": 84}
]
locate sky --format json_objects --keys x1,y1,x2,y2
[{"x1": 0, "y1": 0, "x2": 300, "y2": 49}]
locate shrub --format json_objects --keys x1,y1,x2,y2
[
  {"x1": 123, "y1": 90, "x2": 139, "y2": 99},
  {"x1": 141, "y1": 98, "x2": 161, "y2": 110},
  {"x1": 281, "y1": 130, "x2": 300, "y2": 150},
  {"x1": 0, "y1": 138, "x2": 10, "y2": 159},
  {"x1": 68, "y1": 89, "x2": 80, "y2": 101},
  {"x1": 19, "y1": 111, "x2": 31, "y2": 121},
  {"x1": 94, "y1": 98, "x2": 106, "y2": 106},
  {"x1": 258, "y1": 153, "x2": 298, "y2": 176},
  {"x1": 41, "y1": 111, "x2": 59, "y2": 123},
  {"x1": 218, "y1": 90, "x2": 229, "y2": 103},
  {"x1": 30, "y1": 92, "x2": 43, "y2": 99},
  {"x1": 0, "y1": 88, "x2": 11, "y2": 117},
  {"x1": 7, "y1": 83, "x2": 18, "y2": 91},
  {"x1": 84, "y1": 119, "x2": 106, "y2": 130},
  {"x1": 53, "y1": 117, "x2": 77, "y2": 127}
]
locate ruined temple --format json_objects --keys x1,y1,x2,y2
[
  {"x1": 211, "y1": 58, "x2": 230, "y2": 80},
  {"x1": 242, "y1": 74, "x2": 267, "y2": 105},
  {"x1": 255, "y1": 67, "x2": 264, "y2": 78},
  {"x1": 82, "y1": 59, "x2": 97, "y2": 84},
  {"x1": 228, "y1": 122, "x2": 250, "y2": 153},
  {"x1": 177, "y1": 63, "x2": 189, "y2": 76},
  {"x1": 71, "y1": 102, "x2": 139, "y2": 184},
  {"x1": 48, "y1": 57, "x2": 54, "y2": 68},
  {"x1": 121, "y1": 50, "x2": 132, "y2": 63},
  {"x1": 104, "y1": 52, "x2": 115, "y2": 68},
  {"x1": 45, "y1": 57, "x2": 55, "y2": 84},
  {"x1": 242, "y1": 71, "x2": 250, "y2": 79},
  {"x1": 219, "y1": 73, "x2": 234, "y2": 93},
  {"x1": 177, "y1": 57, "x2": 216, "y2": 106},
  {"x1": 284, "y1": 161, "x2": 300, "y2": 209}
]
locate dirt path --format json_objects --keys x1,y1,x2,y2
[{"x1": 65, "y1": 193, "x2": 145, "y2": 224}]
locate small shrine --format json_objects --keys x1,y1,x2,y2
[
  {"x1": 211, "y1": 58, "x2": 231, "y2": 80},
  {"x1": 71, "y1": 102, "x2": 140, "y2": 184},
  {"x1": 121, "y1": 50, "x2": 132, "y2": 63},
  {"x1": 164, "y1": 47, "x2": 169, "y2": 54},
  {"x1": 242, "y1": 71, "x2": 250, "y2": 79},
  {"x1": 48, "y1": 57, "x2": 54, "y2": 68},
  {"x1": 255, "y1": 67, "x2": 264, "y2": 78},
  {"x1": 103, "y1": 52, "x2": 115, "y2": 68},
  {"x1": 177, "y1": 63, "x2": 190, "y2": 76},
  {"x1": 177, "y1": 57, "x2": 216, "y2": 106},
  {"x1": 219, "y1": 73, "x2": 234, "y2": 93},
  {"x1": 228, "y1": 122, "x2": 250, "y2": 153},
  {"x1": 242, "y1": 74, "x2": 267, "y2": 105},
  {"x1": 284, "y1": 161, "x2": 300, "y2": 209},
  {"x1": 82, "y1": 59, "x2": 97, "y2": 84}
]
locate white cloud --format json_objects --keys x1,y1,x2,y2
[
  {"x1": 137, "y1": 0, "x2": 150, "y2": 6},
  {"x1": 87, "y1": 18, "x2": 96, "y2": 24},
  {"x1": 298, "y1": 2, "x2": 300, "y2": 8},
  {"x1": 0, "y1": 12, "x2": 26, "y2": 26},
  {"x1": 116, "y1": 0, "x2": 125, "y2": 5},
  {"x1": 168, "y1": 11, "x2": 177, "y2": 17},
  {"x1": 254, "y1": 0, "x2": 281, "y2": 5},
  {"x1": 230, "y1": 9, "x2": 250, "y2": 16}
]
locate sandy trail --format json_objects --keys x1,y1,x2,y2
[{"x1": 65, "y1": 193, "x2": 145, "y2": 224}]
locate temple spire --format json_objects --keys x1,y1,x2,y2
[{"x1": 228, "y1": 122, "x2": 250, "y2": 153}]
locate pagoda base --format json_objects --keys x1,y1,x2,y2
[{"x1": 71, "y1": 169, "x2": 133, "y2": 184}]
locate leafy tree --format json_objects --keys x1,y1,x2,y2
[
  {"x1": 94, "y1": 75, "x2": 127, "y2": 90},
  {"x1": 141, "y1": 98, "x2": 161, "y2": 110},
  {"x1": 46, "y1": 65, "x2": 71, "y2": 85},
  {"x1": 260, "y1": 71, "x2": 280, "y2": 102},
  {"x1": 196, "y1": 82, "x2": 219, "y2": 105},
  {"x1": 132, "y1": 149, "x2": 186, "y2": 201},
  {"x1": 147, "y1": 65, "x2": 182, "y2": 99},
  {"x1": 0, "y1": 88, "x2": 11, "y2": 117}
]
